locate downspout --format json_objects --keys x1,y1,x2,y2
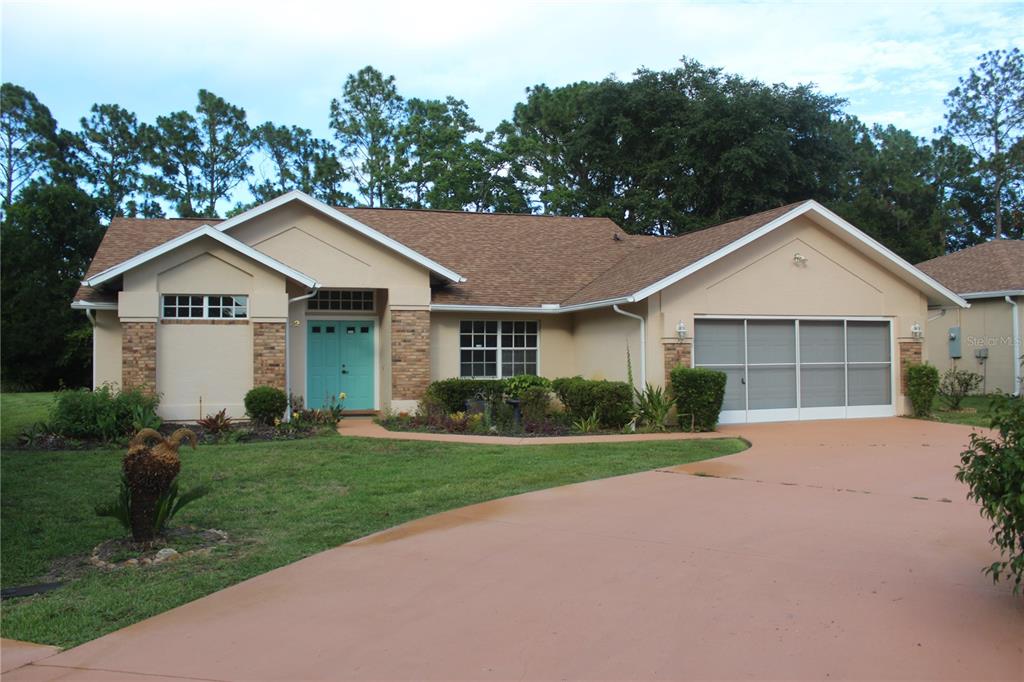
[
  {"x1": 1006, "y1": 295, "x2": 1021, "y2": 397},
  {"x1": 285, "y1": 288, "x2": 319, "y2": 421},
  {"x1": 85, "y1": 309, "x2": 97, "y2": 390},
  {"x1": 613, "y1": 304, "x2": 645, "y2": 392}
]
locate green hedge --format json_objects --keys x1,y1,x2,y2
[
  {"x1": 551, "y1": 376, "x2": 633, "y2": 427},
  {"x1": 907, "y1": 363, "x2": 939, "y2": 417},
  {"x1": 50, "y1": 386, "x2": 161, "y2": 441},
  {"x1": 669, "y1": 366, "x2": 726, "y2": 432},
  {"x1": 425, "y1": 378, "x2": 507, "y2": 413}
]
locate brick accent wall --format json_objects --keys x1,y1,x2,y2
[
  {"x1": 253, "y1": 322, "x2": 286, "y2": 390},
  {"x1": 898, "y1": 340, "x2": 923, "y2": 395},
  {"x1": 663, "y1": 341, "x2": 692, "y2": 385},
  {"x1": 391, "y1": 309, "x2": 430, "y2": 400},
  {"x1": 122, "y1": 321, "x2": 157, "y2": 392}
]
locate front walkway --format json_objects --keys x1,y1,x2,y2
[
  {"x1": 8, "y1": 419, "x2": 1022, "y2": 680},
  {"x1": 339, "y1": 416, "x2": 730, "y2": 445}
]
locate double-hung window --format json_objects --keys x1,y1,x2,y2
[
  {"x1": 459, "y1": 320, "x2": 538, "y2": 378},
  {"x1": 162, "y1": 294, "x2": 248, "y2": 319}
]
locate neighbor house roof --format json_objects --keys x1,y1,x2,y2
[
  {"x1": 916, "y1": 240, "x2": 1024, "y2": 298},
  {"x1": 74, "y1": 193, "x2": 967, "y2": 311}
]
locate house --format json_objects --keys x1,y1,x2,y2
[
  {"x1": 917, "y1": 240, "x2": 1023, "y2": 396},
  {"x1": 72, "y1": 191, "x2": 967, "y2": 424}
]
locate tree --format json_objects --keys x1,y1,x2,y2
[
  {"x1": 0, "y1": 83, "x2": 62, "y2": 209},
  {"x1": 146, "y1": 89, "x2": 253, "y2": 217},
  {"x1": 78, "y1": 103, "x2": 150, "y2": 220},
  {"x1": 329, "y1": 66, "x2": 405, "y2": 207},
  {"x1": 249, "y1": 123, "x2": 353, "y2": 205},
  {"x1": 0, "y1": 181, "x2": 102, "y2": 389},
  {"x1": 836, "y1": 123, "x2": 946, "y2": 262},
  {"x1": 941, "y1": 48, "x2": 1024, "y2": 240}
]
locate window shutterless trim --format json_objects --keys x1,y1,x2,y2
[
  {"x1": 458, "y1": 320, "x2": 539, "y2": 379},
  {"x1": 160, "y1": 294, "x2": 249, "y2": 320}
]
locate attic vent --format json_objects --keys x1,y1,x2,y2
[{"x1": 613, "y1": 233, "x2": 623, "y2": 241}]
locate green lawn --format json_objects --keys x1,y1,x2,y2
[
  {"x1": 1, "y1": 430, "x2": 745, "y2": 648},
  {"x1": 928, "y1": 394, "x2": 1000, "y2": 428},
  {"x1": 1, "y1": 391, "x2": 55, "y2": 444}
]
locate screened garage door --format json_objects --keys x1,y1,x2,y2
[{"x1": 693, "y1": 318, "x2": 894, "y2": 423}]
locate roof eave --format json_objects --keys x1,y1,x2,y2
[{"x1": 960, "y1": 289, "x2": 1024, "y2": 300}]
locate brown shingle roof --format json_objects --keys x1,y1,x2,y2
[
  {"x1": 338, "y1": 208, "x2": 651, "y2": 306},
  {"x1": 74, "y1": 202, "x2": 808, "y2": 308},
  {"x1": 560, "y1": 202, "x2": 806, "y2": 306},
  {"x1": 916, "y1": 240, "x2": 1024, "y2": 295}
]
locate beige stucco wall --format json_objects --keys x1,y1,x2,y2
[
  {"x1": 228, "y1": 203, "x2": 431, "y2": 307},
  {"x1": 570, "y1": 304, "x2": 647, "y2": 386},
  {"x1": 93, "y1": 309, "x2": 122, "y2": 389},
  {"x1": 157, "y1": 322, "x2": 253, "y2": 420},
  {"x1": 652, "y1": 216, "x2": 930, "y2": 414},
  {"x1": 430, "y1": 312, "x2": 576, "y2": 382},
  {"x1": 925, "y1": 296, "x2": 1023, "y2": 395}
]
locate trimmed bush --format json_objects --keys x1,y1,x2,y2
[
  {"x1": 669, "y1": 366, "x2": 726, "y2": 432},
  {"x1": 551, "y1": 377, "x2": 633, "y2": 428},
  {"x1": 520, "y1": 385, "x2": 552, "y2": 422},
  {"x1": 906, "y1": 363, "x2": 940, "y2": 417},
  {"x1": 504, "y1": 374, "x2": 552, "y2": 399},
  {"x1": 50, "y1": 386, "x2": 161, "y2": 441},
  {"x1": 425, "y1": 378, "x2": 506, "y2": 413},
  {"x1": 244, "y1": 386, "x2": 288, "y2": 425}
]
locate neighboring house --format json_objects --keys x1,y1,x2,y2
[
  {"x1": 72, "y1": 191, "x2": 966, "y2": 423},
  {"x1": 917, "y1": 240, "x2": 1024, "y2": 396}
]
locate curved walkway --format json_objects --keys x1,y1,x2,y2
[
  {"x1": 8, "y1": 418, "x2": 1023, "y2": 680},
  {"x1": 339, "y1": 416, "x2": 731, "y2": 445}
]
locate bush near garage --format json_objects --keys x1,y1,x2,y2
[
  {"x1": 669, "y1": 366, "x2": 726, "y2": 432},
  {"x1": 955, "y1": 394, "x2": 1024, "y2": 593},
  {"x1": 550, "y1": 377, "x2": 633, "y2": 428},
  {"x1": 907, "y1": 363, "x2": 940, "y2": 417},
  {"x1": 938, "y1": 367, "x2": 984, "y2": 410}
]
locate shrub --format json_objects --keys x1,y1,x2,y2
[
  {"x1": 425, "y1": 378, "x2": 506, "y2": 413},
  {"x1": 669, "y1": 367, "x2": 726, "y2": 432},
  {"x1": 955, "y1": 395, "x2": 1024, "y2": 593},
  {"x1": 572, "y1": 409, "x2": 601, "y2": 433},
  {"x1": 635, "y1": 383, "x2": 672, "y2": 432},
  {"x1": 939, "y1": 367, "x2": 983, "y2": 410},
  {"x1": 520, "y1": 385, "x2": 552, "y2": 423},
  {"x1": 504, "y1": 374, "x2": 552, "y2": 399},
  {"x1": 244, "y1": 386, "x2": 288, "y2": 425},
  {"x1": 50, "y1": 386, "x2": 161, "y2": 441},
  {"x1": 906, "y1": 363, "x2": 940, "y2": 417},
  {"x1": 551, "y1": 377, "x2": 633, "y2": 427}
]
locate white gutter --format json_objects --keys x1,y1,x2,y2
[
  {"x1": 961, "y1": 289, "x2": 1024, "y2": 300},
  {"x1": 431, "y1": 296, "x2": 634, "y2": 315},
  {"x1": 285, "y1": 288, "x2": 320, "y2": 420},
  {"x1": 612, "y1": 304, "x2": 645, "y2": 392},
  {"x1": 1006, "y1": 295, "x2": 1021, "y2": 396}
]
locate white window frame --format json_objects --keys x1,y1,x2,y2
[
  {"x1": 161, "y1": 294, "x2": 249, "y2": 320},
  {"x1": 307, "y1": 289, "x2": 375, "y2": 312},
  {"x1": 459, "y1": 320, "x2": 540, "y2": 379}
]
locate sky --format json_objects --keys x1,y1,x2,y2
[{"x1": 2, "y1": 0, "x2": 1023, "y2": 205}]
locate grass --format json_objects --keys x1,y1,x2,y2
[
  {"x1": 1, "y1": 428, "x2": 745, "y2": 648},
  {"x1": 928, "y1": 394, "x2": 1000, "y2": 428},
  {"x1": 1, "y1": 392, "x2": 55, "y2": 444}
]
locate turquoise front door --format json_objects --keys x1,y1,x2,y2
[{"x1": 307, "y1": 320, "x2": 375, "y2": 410}]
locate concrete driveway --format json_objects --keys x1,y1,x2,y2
[{"x1": 8, "y1": 418, "x2": 1023, "y2": 680}]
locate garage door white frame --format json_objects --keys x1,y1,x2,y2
[{"x1": 694, "y1": 315, "x2": 896, "y2": 424}]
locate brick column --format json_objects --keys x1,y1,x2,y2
[
  {"x1": 122, "y1": 321, "x2": 157, "y2": 392},
  {"x1": 391, "y1": 309, "x2": 430, "y2": 400},
  {"x1": 898, "y1": 340, "x2": 923, "y2": 395},
  {"x1": 253, "y1": 322, "x2": 286, "y2": 389},
  {"x1": 662, "y1": 341, "x2": 692, "y2": 385}
]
